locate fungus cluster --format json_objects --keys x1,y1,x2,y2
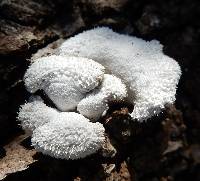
[{"x1": 18, "y1": 27, "x2": 181, "y2": 160}]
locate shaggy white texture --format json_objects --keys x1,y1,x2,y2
[
  {"x1": 24, "y1": 55, "x2": 105, "y2": 111},
  {"x1": 57, "y1": 27, "x2": 181, "y2": 121},
  {"x1": 31, "y1": 112, "x2": 105, "y2": 159},
  {"x1": 77, "y1": 74, "x2": 127, "y2": 120},
  {"x1": 17, "y1": 96, "x2": 58, "y2": 132}
]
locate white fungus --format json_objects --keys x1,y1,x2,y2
[
  {"x1": 17, "y1": 96, "x2": 58, "y2": 132},
  {"x1": 57, "y1": 27, "x2": 181, "y2": 121},
  {"x1": 17, "y1": 27, "x2": 182, "y2": 160},
  {"x1": 24, "y1": 55, "x2": 105, "y2": 111},
  {"x1": 77, "y1": 74, "x2": 127, "y2": 120},
  {"x1": 31, "y1": 112, "x2": 105, "y2": 159}
]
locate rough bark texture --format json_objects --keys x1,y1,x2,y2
[{"x1": 0, "y1": 0, "x2": 200, "y2": 180}]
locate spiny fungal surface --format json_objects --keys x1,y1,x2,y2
[
  {"x1": 18, "y1": 96, "x2": 58, "y2": 132},
  {"x1": 31, "y1": 112, "x2": 105, "y2": 160},
  {"x1": 77, "y1": 74, "x2": 128, "y2": 121},
  {"x1": 24, "y1": 55, "x2": 105, "y2": 111},
  {"x1": 57, "y1": 27, "x2": 181, "y2": 121}
]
